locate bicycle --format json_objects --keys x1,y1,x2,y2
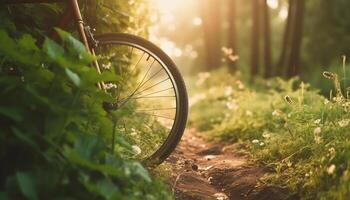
[{"x1": 3, "y1": 0, "x2": 188, "y2": 165}]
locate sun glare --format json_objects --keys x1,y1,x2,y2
[
  {"x1": 267, "y1": 0, "x2": 279, "y2": 9},
  {"x1": 151, "y1": 0, "x2": 186, "y2": 12}
]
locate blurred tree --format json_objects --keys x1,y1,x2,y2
[
  {"x1": 303, "y1": 0, "x2": 350, "y2": 69},
  {"x1": 276, "y1": 0, "x2": 305, "y2": 78},
  {"x1": 287, "y1": 0, "x2": 305, "y2": 78},
  {"x1": 227, "y1": 0, "x2": 238, "y2": 72},
  {"x1": 276, "y1": 0, "x2": 293, "y2": 77},
  {"x1": 262, "y1": 0, "x2": 272, "y2": 78},
  {"x1": 251, "y1": 0, "x2": 260, "y2": 77},
  {"x1": 201, "y1": 0, "x2": 222, "y2": 70}
]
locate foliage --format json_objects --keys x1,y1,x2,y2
[
  {"x1": 189, "y1": 69, "x2": 350, "y2": 199},
  {"x1": 0, "y1": 29, "x2": 172, "y2": 200},
  {"x1": 0, "y1": 0, "x2": 149, "y2": 40}
]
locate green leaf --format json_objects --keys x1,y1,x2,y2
[
  {"x1": 55, "y1": 28, "x2": 86, "y2": 54},
  {"x1": 129, "y1": 162, "x2": 151, "y2": 182},
  {"x1": 0, "y1": 106, "x2": 23, "y2": 122},
  {"x1": 11, "y1": 127, "x2": 39, "y2": 151},
  {"x1": 43, "y1": 38, "x2": 64, "y2": 61},
  {"x1": 65, "y1": 68, "x2": 81, "y2": 87},
  {"x1": 0, "y1": 192, "x2": 9, "y2": 200},
  {"x1": 96, "y1": 178, "x2": 120, "y2": 199},
  {"x1": 18, "y1": 34, "x2": 39, "y2": 52},
  {"x1": 16, "y1": 171, "x2": 38, "y2": 200}
]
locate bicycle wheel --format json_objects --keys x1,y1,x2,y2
[{"x1": 93, "y1": 33, "x2": 188, "y2": 165}]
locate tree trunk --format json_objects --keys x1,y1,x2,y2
[
  {"x1": 287, "y1": 0, "x2": 305, "y2": 78},
  {"x1": 227, "y1": 0, "x2": 238, "y2": 72},
  {"x1": 251, "y1": 0, "x2": 260, "y2": 77},
  {"x1": 262, "y1": 0, "x2": 272, "y2": 78},
  {"x1": 201, "y1": 0, "x2": 222, "y2": 70},
  {"x1": 276, "y1": 0, "x2": 294, "y2": 76}
]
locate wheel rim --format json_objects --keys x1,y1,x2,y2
[{"x1": 94, "y1": 38, "x2": 182, "y2": 161}]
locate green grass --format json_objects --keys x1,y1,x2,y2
[{"x1": 189, "y1": 69, "x2": 350, "y2": 199}]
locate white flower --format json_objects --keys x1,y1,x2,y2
[
  {"x1": 259, "y1": 142, "x2": 265, "y2": 146},
  {"x1": 226, "y1": 101, "x2": 238, "y2": 110},
  {"x1": 105, "y1": 83, "x2": 117, "y2": 90},
  {"x1": 252, "y1": 139, "x2": 259, "y2": 144},
  {"x1": 262, "y1": 131, "x2": 271, "y2": 139},
  {"x1": 314, "y1": 127, "x2": 321, "y2": 134},
  {"x1": 224, "y1": 86, "x2": 233, "y2": 96},
  {"x1": 327, "y1": 164, "x2": 336, "y2": 175},
  {"x1": 338, "y1": 119, "x2": 350, "y2": 127},
  {"x1": 314, "y1": 119, "x2": 321, "y2": 124},
  {"x1": 324, "y1": 99, "x2": 330, "y2": 105},
  {"x1": 272, "y1": 110, "x2": 283, "y2": 117},
  {"x1": 314, "y1": 127, "x2": 322, "y2": 144},
  {"x1": 130, "y1": 128, "x2": 137, "y2": 136},
  {"x1": 333, "y1": 96, "x2": 342, "y2": 102},
  {"x1": 102, "y1": 62, "x2": 112, "y2": 70},
  {"x1": 246, "y1": 110, "x2": 253, "y2": 117},
  {"x1": 328, "y1": 147, "x2": 336, "y2": 160},
  {"x1": 228, "y1": 55, "x2": 239, "y2": 62},
  {"x1": 196, "y1": 72, "x2": 211, "y2": 86},
  {"x1": 236, "y1": 80, "x2": 245, "y2": 90},
  {"x1": 131, "y1": 145, "x2": 142, "y2": 155}
]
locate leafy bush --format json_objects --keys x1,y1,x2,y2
[
  {"x1": 189, "y1": 69, "x2": 350, "y2": 199},
  {"x1": 0, "y1": 29, "x2": 171, "y2": 200}
]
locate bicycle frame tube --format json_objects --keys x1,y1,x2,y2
[
  {"x1": 3, "y1": 0, "x2": 104, "y2": 88},
  {"x1": 3, "y1": 0, "x2": 88, "y2": 50}
]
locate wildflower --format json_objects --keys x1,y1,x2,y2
[
  {"x1": 327, "y1": 164, "x2": 336, "y2": 175},
  {"x1": 262, "y1": 131, "x2": 271, "y2": 139},
  {"x1": 333, "y1": 96, "x2": 342, "y2": 102},
  {"x1": 252, "y1": 139, "x2": 259, "y2": 144},
  {"x1": 105, "y1": 83, "x2": 117, "y2": 90},
  {"x1": 131, "y1": 145, "x2": 142, "y2": 155},
  {"x1": 246, "y1": 110, "x2": 253, "y2": 117},
  {"x1": 324, "y1": 99, "x2": 330, "y2": 105},
  {"x1": 259, "y1": 142, "x2": 265, "y2": 146},
  {"x1": 328, "y1": 147, "x2": 336, "y2": 160},
  {"x1": 228, "y1": 55, "x2": 239, "y2": 62},
  {"x1": 272, "y1": 110, "x2": 283, "y2": 117},
  {"x1": 221, "y1": 47, "x2": 239, "y2": 62},
  {"x1": 314, "y1": 119, "x2": 321, "y2": 124},
  {"x1": 314, "y1": 127, "x2": 322, "y2": 134},
  {"x1": 130, "y1": 128, "x2": 137, "y2": 136},
  {"x1": 102, "y1": 62, "x2": 112, "y2": 70},
  {"x1": 226, "y1": 101, "x2": 238, "y2": 110},
  {"x1": 196, "y1": 72, "x2": 211, "y2": 86},
  {"x1": 236, "y1": 80, "x2": 245, "y2": 90},
  {"x1": 314, "y1": 127, "x2": 322, "y2": 144},
  {"x1": 338, "y1": 119, "x2": 350, "y2": 127},
  {"x1": 323, "y1": 71, "x2": 336, "y2": 80},
  {"x1": 221, "y1": 47, "x2": 233, "y2": 55},
  {"x1": 224, "y1": 86, "x2": 233, "y2": 96},
  {"x1": 284, "y1": 95, "x2": 295, "y2": 104}
]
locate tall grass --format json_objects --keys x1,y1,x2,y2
[{"x1": 189, "y1": 66, "x2": 350, "y2": 199}]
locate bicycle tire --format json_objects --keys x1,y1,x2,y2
[{"x1": 94, "y1": 33, "x2": 188, "y2": 165}]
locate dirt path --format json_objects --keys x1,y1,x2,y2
[{"x1": 166, "y1": 129, "x2": 299, "y2": 200}]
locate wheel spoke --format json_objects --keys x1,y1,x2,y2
[
  {"x1": 135, "y1": 112, "x2": 175, "y2": 120},
  {"x1": 136, "y1": 107, "x2": 176, "y2": 112}
]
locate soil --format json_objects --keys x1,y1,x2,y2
[{"x1": 166, "y1": 129, "x2": 299, "y2": 200}]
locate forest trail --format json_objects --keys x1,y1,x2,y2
[{"x1": 166, "y1": 129, "x2": 298, "y2": 200}]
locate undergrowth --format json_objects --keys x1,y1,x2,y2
[
  {"x1": 189, "y1": 68, "x2": 350, "y2": 199},
  {"x1": 0, "y1": 29, "x2": 172, "y2": 200}
]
